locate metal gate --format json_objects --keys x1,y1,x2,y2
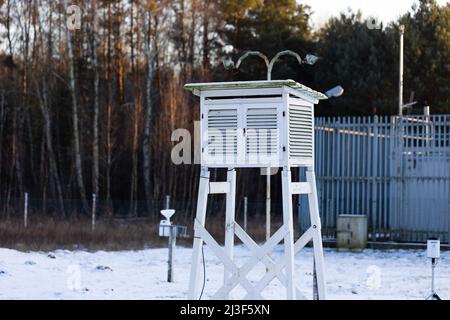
[{"x1": 299, "y1": 115, "x2": 450, "y2": 243}]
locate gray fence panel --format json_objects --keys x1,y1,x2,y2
[{"x1": 301, "y1": 114, "x2": 450, "y2": 243}]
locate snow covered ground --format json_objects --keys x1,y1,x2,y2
[{"x1": 0, "y1": 245, "x2": 448, "y2": 300}]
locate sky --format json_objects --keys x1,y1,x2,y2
[{"x1": 298, "y1": 0, "x2": 450, "y2": 29}]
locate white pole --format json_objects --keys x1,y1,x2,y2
[
  {"x1": 431, "y1": 259, "x2": 436, "y2": 295},
  {"x1": 165, "y1": 195, "x2": 170, "y2": 210},
  {"x1": 165, "y1": 194, "x2": 174, "y2": 282},
  {"x1": 448, "y1": 139, "x2": 450, "y2": 245},
  {"x1": 188, "y1": 167, "x2": 210, "y2": 298},
  {"x1": 168, "y1": 225, "x2": 175, "y2": 282},
  {"x1": 398, "y1": 25, "x2": 406, "y2": 234},
  {"x1": 424, "y1": 106, "x2": 430, "y2": 147},
  {"x1": 224, "y1": 168, "x2": 236, "y2": 298},
  {"x1": 399, "y1": 25, "x2": 405, "y2": 116},
  {"x1": 24, "y1": 192, "x2": 28, "y2": 228},
  {"x1": 91, "y1": 193, "x2": 96, "y2": 232},
  {"x1": 244, "y1": 196, "x2": 248, "y2": 231},
  {"x1": 306, "y1": 169, "x2": 327, "y2": 299},
  {"x1": 313, "y1": 259, "x2": 318, "y2": 300},
  {"x1": 281, "y1": 168, "x2": 296, "y2": 299}
]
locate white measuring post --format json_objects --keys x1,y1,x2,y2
[
  {"x1": 24, "y1": 192, "x2": 28, "y2": 229},
  {"x1": 185, "y1": 80, "x2": 328, "y2": 300},
  {"x1": 159, "y1": 197, "x2": 188, "y2": 283},
  {"x1": 243, "y1": 196, "x2": 248, "y2": 232},
  {"x1": 160, "y1": 208, "x2": 176, "y2": 282},
  {"x1": 168, "y1": 224, "x2": 176, "y2": 283},
  {"x1": 266, "y1": 169, "x2": 271, "y2": 242},
  {"x1": 164, "y1": 194, "x2": 175, "y2": 282},
  {"x1": 426, "y1": 238, "x2": 441, "y2": 300},
  {"x1": 224, "y1": 168, "x2": 237, "y2": 298}
]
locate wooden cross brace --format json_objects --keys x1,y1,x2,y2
[
  {"x1": 193, "y1": 219, "x2": 317, "y2": 300},
  {"x1": 188, "y1": 166, "x2": 327, "y2": 300}
]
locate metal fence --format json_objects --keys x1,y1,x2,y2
[{"x1": 299, "y1": 114, "x2": 450, "y2": 243}]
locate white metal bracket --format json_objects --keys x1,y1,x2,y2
[
  {"x1": 209, "y1": 182, "x2": 230, "y2": 194},
  {"x1": 291, "y1": 182, "x2": 312, "y2": 194}
]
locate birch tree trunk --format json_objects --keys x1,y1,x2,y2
[
  {"x1": 142, "y1": 11, "x2": 157, "y2": 213},
  {"x1": 104, "y1": 2, "x2": 113, "y2": 214},
  {"x1": 130, "y1": 97, "x2": 141, "y2": 217},
  {"x1": 90, "y1": 0, "x2": 100, "y2": 206},
  {"x1": 65, "y1": 3, "x2": 89, "y2": 213},
  {"x1": 36, "y1": 79, "x2": 66, "y2": 217}
]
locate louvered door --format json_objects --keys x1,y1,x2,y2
[
  {"x1": 245, "y1": 105, "x2": 280, "y2": 165},
  {"x1": 203, "y1": 106, "x2": 239, "y2": 165}
]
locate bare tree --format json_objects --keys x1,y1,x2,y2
[
  {"x1": 89, "y1": 0, "x2": 100, "y2": 206},
  {"x1": 31, "y1": 0, "x2": 65, "y2": 216},
  {"x1": 142, "y1": 1, "x2": 162, "y2": 212},
  {"x1": 0, "y1": 0, "x2": 232, "y2": 220},
  {"x1": 64, "y1": 1, "x2": 89, "y2": 213}
]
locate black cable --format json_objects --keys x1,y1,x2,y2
[{"x1": 199, "y1": 243, "x2": 206, "y2": 300}]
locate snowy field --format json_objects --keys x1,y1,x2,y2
[{"x1": 0, "y1": 246, "x2": 449, "y2": 300}]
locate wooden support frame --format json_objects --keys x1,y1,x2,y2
[{"x1": 188, "y1": 166, "x2": 327, "y2": 300}]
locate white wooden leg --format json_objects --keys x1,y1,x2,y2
[
  {"x1": 306, "y1": 169, "x2": 327, "y2": 300},
  {"x1": 224, "y1": 168, "x2": 236, "y2": 298},
  {"x1": 188, "y1": 166, "x2": 210, "y2": 299},
  {"x1": 281, "y1": 167, "x2": 296, "y2": 300},
  {"x1": 189, "y1": 166, "x2": 325, "y2": 301}
]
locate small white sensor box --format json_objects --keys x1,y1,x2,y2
[
  {"x1": 159, "y1": 220, "x2": 172, "y2": 237},
  {"x1": 427, "y1": 239, "x2": 440, "y2": 259}
]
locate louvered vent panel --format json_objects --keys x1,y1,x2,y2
[
  {"x1": 246, "y1": 108, "x2": 278, "y2": 158},
  {"x1": 207, "y1": 109, "x2": 238, "y2": 159},
  {"x1": 289, "y1": 105, "x2": 313, "y2": 159}
]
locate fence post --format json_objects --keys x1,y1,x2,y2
[
  {"x1": 398, "y1": 116, "x2": 405, "y2": 241},
  {"x1": 24, "y1": 192, "x2": 28, "y2": 228},
  {"x1": 244, "y1": 196, "x2": 248, "y2": 231},
  {"x1": 448, "y1": 116, "x2": 450, "y2": 244},
  {"x1": 371, "y1": 116, "x2": 378, "y2": 242},
  {"x1": 448, "y1": 147, "x2": 450, "y2": 245},
  {"x1": 91, "y1": 193, "x2": 96, "y2": 232}
]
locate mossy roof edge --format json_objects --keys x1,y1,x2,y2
[{"x1": 184, "y1": 80, "x2": 327, "y2": 100}]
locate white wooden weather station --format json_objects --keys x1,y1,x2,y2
[{"x1": 185, "y1": 79, "x2": 328, "y2": 300}]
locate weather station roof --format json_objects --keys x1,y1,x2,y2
[{"x1": 184, "y1": 79, "x2": 328, "y2": 101}]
